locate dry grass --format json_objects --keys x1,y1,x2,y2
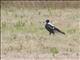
[{"x1": 1, "y1": 1, "x2": 80, "y2": 60}]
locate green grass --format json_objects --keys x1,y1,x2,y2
[{"x1": 50, "y1": 47, "x2": 59, "y2": 56}]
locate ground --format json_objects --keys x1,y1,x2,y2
[{"x1": 1, "y1": 1, "x2": 80, "y2": 60}]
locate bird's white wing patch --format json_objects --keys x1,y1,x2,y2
[{"x1": 48, "y1": 22, "x2": 55, "y2": 26}]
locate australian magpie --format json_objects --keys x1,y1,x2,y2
[{"x1": 45, "y1": 19, "x2": 65, "y2": 35}]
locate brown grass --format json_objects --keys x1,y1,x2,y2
[{"x1": 1, "y1": 1, "x2": 80, "y2": 60}]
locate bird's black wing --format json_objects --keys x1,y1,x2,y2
[
  {"x1": 45, "y1": 24, "x2": 54, "y2": 31},
  {"x1": 47, "y1": 24, "x2": 54, "y2": 30},
  {"x1": 45, "y1": 23, "x2": 55, "y2": 34}
]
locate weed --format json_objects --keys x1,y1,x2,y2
[
  {"x1": 50, "y1": 47, "x2": 59, "y2": 56},
  {"x1": 15, "y1": 21, "x2": 25, "y2": 28}
]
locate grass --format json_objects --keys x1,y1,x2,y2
[
  {"x1": 50, "y1": 47, "x2": 59, "y2": 56},
  {"x1": 1, "y1": 1, "x2": 80, "y2": 59}
]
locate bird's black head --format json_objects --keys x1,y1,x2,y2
[{"x1": 46, "y1": 19, "x2": 49, "y2": 23}]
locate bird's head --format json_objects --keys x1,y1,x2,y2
[{"x1": 46, "y1": 19, "x2": 50, "y2": 23}]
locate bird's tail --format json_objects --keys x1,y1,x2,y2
[{"x1": 54, "y1": 27, "x2": 65, "y2": 35}]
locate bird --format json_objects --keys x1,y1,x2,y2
[{"x1": 45, "y1": 19, "x2": 65, "y2": 35}]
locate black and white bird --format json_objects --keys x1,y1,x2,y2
[{"x1": 45, "y1": 19, "x2": 65, "y2": 35}]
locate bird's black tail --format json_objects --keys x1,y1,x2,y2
[{"x1": 54, "y1": 27, "x2": 65, "y2": 35}]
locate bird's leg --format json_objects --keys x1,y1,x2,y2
[
  {"x1": 49, "y1": 32, "x2": 51, "y2": 35},
  {"x1": 52, "y1": 30, "x2": 55, "y2": 35}
]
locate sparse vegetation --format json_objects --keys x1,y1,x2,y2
[
  {"x1": 1, "y1": 1, "x2": 80, "y2": 60},
  {"x1": 50, "y1": 47, "x2": 59, "y2": 56}
]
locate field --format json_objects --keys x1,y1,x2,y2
[{"x1": 1, "y1": 1, "x2": 80, "y2": 60}]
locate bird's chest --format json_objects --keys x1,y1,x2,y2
[{"x1": 45, "y1": 24, "x2": 52, "y2": 31}]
